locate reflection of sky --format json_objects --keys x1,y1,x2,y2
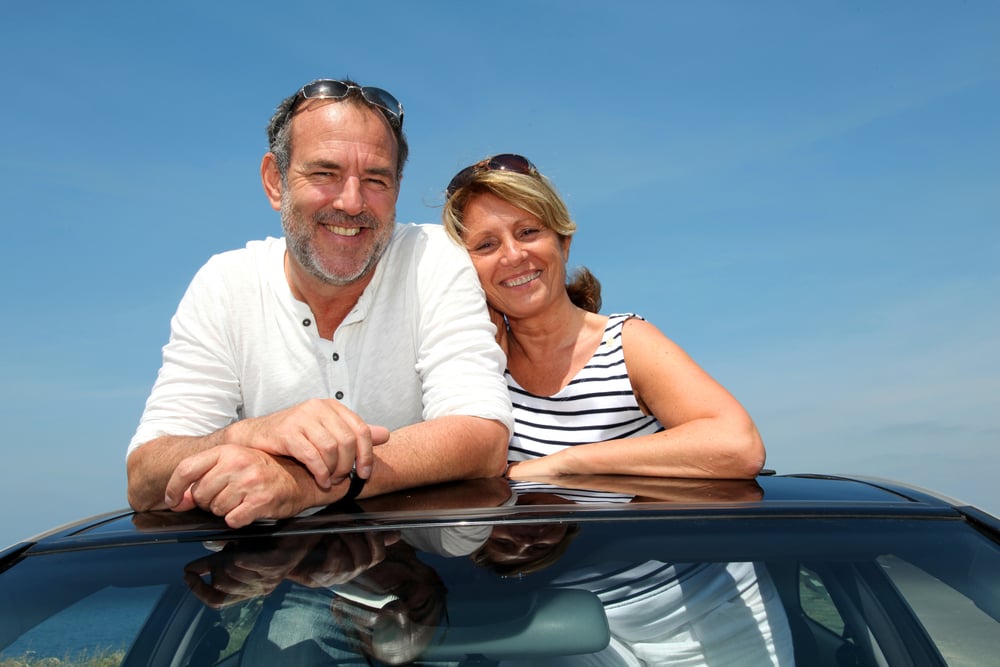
[
  {"x1": 2, "y1": 2, "x2": 998, "y2": 548},
  {"x1": 3, "y1": 586, "x2": 158, "y2": 659}
]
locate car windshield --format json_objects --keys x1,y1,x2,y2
[{"x1": 2, "y1": 479, "x2": 999, "y2": 666}]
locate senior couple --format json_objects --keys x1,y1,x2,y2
[{"x1": 126, "y1": 78, "x2": 765, "y2": 525}]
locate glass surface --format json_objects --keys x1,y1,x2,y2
[{"x1": 1, "y1": 497, "x2": 999, "y2": 665}]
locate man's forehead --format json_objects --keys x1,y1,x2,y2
[
  {"x1": 290, "y1": 100, "x2": 394, "y2": 141},
  {"x1": 288, "y1": 100, "x2": 399, "y2": 166}
]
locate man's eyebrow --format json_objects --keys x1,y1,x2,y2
[
  {"x1": 300, "y1": 160, "x2": 395, "y2": 180},
  {"x1": 300, "y1": 159, "x2": 342, "y2": 172},
  {"x1": 365, "y1": 165, "x2": 396, "y2": 180}
]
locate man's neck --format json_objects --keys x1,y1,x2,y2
[{"x1": 284, "y1": 252, "x2": 374, "y2": 339}]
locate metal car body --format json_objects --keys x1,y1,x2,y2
[{"x1": 1, "y1": 472, "x2": 999, "y2": 666}]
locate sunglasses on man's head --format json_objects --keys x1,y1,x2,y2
[
  {"x1": 294, "y1": 79, "x2": 404, "y2": 130},
  {"x1": 446, "y1": 154, "x2": 537, "y2": 199}
]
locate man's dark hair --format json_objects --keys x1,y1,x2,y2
[{"x1": 266, "y1": 79, "x2": 409, "y2": 182}]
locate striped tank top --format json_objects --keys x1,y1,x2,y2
[{"x1": 507, "y1": 313, "x2": 665, "y2": 461}]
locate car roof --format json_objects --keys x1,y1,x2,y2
[{"x1": 4, "y1": 472, "x2": 997, "y2": 564}]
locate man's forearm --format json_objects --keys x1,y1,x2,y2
[
  {"x1": 126, "y1": 428, "x2": 233, "y2": 511},
  {"x1": 126, "y1": 415, "x2": 509, "y2": 517},
  {"x1": 360, "y1": 416, "x2": 509, "y2": 498}
]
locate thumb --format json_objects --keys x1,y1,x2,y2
[{"x1": 370, "y1": 425, "x2": 391, "y2": 445}]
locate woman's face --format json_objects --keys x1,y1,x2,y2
[{"x1": 460, "y1": 192, "x2": 571, "y2": 320}]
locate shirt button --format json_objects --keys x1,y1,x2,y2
[
  {"x1": 335, "y1": 391, "x2": 344, "y2": 400},
  {"x1": 332, "y1": 352, "x2": 340, "y2": 361},
  {"x1": 302, "y1": 318, "x2": 312, "y2": 327}
]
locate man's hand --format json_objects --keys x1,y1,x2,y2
[
  {"x1": 228, "y1": 399, "x2": 390, "y2": 489},
  {"x1": 165, "y1": 445, "x2": 320, "y2": 527},
  {"x1": 184, "y1": 532, "x2": 400, "y2": 608}
]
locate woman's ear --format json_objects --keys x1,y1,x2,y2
[
  {"x1": 561, "y1": 234, "x2": 573, "y2": 261},
  {"x1": 261, "y1": 153, "x2": 284, "y2": 212}
]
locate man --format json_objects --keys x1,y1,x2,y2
[{"x1": 127, "y1": 79, "x2": 513, "y2": 528}]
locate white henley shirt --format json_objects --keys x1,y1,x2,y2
[{"x1": 129, "y1": 223, "x2": 513, "y2": 455}]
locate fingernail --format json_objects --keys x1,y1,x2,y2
[
  {"x1": 359, "y1": 465, "x2": 372, "y2": 479},
  {"x1": 164, "y1": 494, "x2": 174, "y2": 506}
]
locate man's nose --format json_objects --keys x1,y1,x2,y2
[{"x1": 333, "y1": 177, "x2": 365, "y2": 216}]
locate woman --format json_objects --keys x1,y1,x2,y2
[{"x1": 442, "y1": 154, "x2": 765, "y2": 480}]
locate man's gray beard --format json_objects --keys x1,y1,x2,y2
[{"x1": 281, "y1": 193, "x2": 392, "y2": 286}]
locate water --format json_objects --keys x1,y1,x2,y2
[{"x1": 2, "y1": 586, "x2": 162, "y2": 660}]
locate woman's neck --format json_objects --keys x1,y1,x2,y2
[{"x1": 505, "y1": 298, "x2": 607, "y2": 396}]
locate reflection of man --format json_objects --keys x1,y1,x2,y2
[
  {"x1": 184, "y1": 531, "x2": 446, "y2": 665},
  {"x1": 181, "y1": 479, "x2": 511, "y2": 665},
  {"x1": 185, "y1": 532, "x2": 449, "y2": 665},
  {"x1": 126, "y1": 79, "x2": 513, "y2": 528}
]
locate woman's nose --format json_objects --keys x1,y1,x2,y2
[{"x1": 500, "y1": 238, "x2": 525, "y2": 265}]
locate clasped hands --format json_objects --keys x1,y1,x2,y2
[
  {"x1": 165, "y1": 399, "x2": 390, "y2": 527},
  {"x1": 184, "y1": 531, "x2": 402, "y2": 609}
]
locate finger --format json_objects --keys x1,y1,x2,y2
[
  {"x1": 312, "y1": 410, "x2": 376, "y2": 485},
  {"x1": 183, "y1": 569, "x2": 247, "y2": 608},
  {"x1": 299, "y1": 404, "x2": 371, "y2": 486},
  {"x1": 370, "y1": 425, "x2": 391, "y2": 445},
  {"x1": 342, "y1": 531, "x2": 388, "y2": 574},
  {"x1": 224, "y1": 504, "x2": 256, "y2": 529},
  {"x1": 165, "y1": 450, "x2": 221, "y2": 507},
  {"x1": 353, "y1": 426, "x2": 387, "y2": 480},
  {"x1": 353, "y1": 430, "x2": 375, "y2": 481},
  {"x1": 171, "y1": 486, "x2": 198, "y2": 513},
  {"x1": 188, "y1": 472, "x2": 245, "y2": 518},
  {"x1": 278, "y1": 428, "x2": 338, "y2": 490}
]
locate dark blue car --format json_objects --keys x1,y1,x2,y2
[{"x1": 2, "y1": 472, "x2": 998, "y2": 665}]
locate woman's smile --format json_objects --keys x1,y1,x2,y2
[{"x1": 500, "y1": 270, "x2": 542, "y2": 288}]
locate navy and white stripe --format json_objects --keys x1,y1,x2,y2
[
  {"x1": 508, "y1": 479, "x2": 634, "y2": 504},
  {"x1": 507, "y1": 313, "x2": 664, "y2": 461}
]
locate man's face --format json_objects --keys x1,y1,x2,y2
[{"x1": 273, "y1": 101, "x2": 400, "y2": 286}]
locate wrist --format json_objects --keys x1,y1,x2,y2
[{"x1": 343, "y1": 467, "x2": 367, "y2": 501}]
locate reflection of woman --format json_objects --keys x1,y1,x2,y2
[
  {"x1": 471, "y1": 492, "x2": 580, "y2": 577},
  {"x1": 470, "y1": 483, "x2": 795, "y2": 666},
  {"x1": 443, "y1": 155, "x2": 765, "y2": 480}
]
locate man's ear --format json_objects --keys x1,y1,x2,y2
[{"x1": 261, "y1": 152, "x2": 284, "y2": 212}]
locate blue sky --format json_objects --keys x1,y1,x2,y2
[{"x1": 1, "y1": 1, "x2": 998, "y2": 549}]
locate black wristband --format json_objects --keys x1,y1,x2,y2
[{"x1": 343, "y1": 468, "x2": 367, "y2": 501}]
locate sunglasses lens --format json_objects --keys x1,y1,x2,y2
[
  {"x1": 488, "y1": 154, "x2": 534, "y2": 174},
  {"x1": 301, "y1": 79, "x2": 350, "y2": 100},
  {"x1": 446, "y1": 166, "x2": 477, "y2": 198},
  {"x1": 296, "y1": 80, "x2": 404, "y2": 129},
  {"x1": 361, "y1": 87, "x2": 404, "y2": 122},
  {"x1": 445, "y1": 154, "x2": 536, "y2": 199}
]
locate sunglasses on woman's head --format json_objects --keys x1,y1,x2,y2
[
  {"x1": 446, "y1": 154, "x2": 537, "y2": 199},
  {"x1": 293, "y1": 79, "x2": 404, "y2": 130}
]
